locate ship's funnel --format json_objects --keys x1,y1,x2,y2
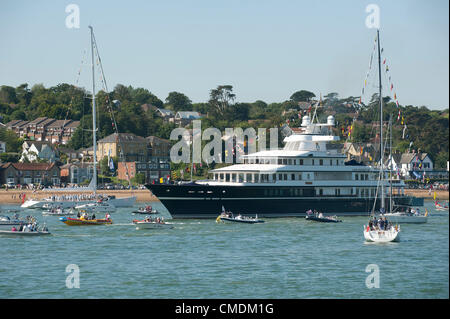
[
  {"x1": 301, "y1": 115, "x2": 311, "y2": 127},
  {"x1": 327, "y1": 115, "x2": 335, "y2": 126}
]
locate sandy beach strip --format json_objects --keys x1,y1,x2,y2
[{"x1": 0, "y1": 188, "x2": 447, "y2": 205}]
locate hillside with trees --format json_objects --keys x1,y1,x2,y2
[{"x1": 0, "y1": 84, "x2": 448, "y2": 168}]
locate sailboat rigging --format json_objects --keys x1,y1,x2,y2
[{"x1": 21, "y1": 26, "x2": 136, "y2": 209}]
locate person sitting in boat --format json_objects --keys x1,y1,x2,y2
[
  {"x1": 368, "y1": 219, "x2": 374, "y2": 231},
  {"x1": 384, "y1": 218, "x2": 389, "y2": 230},
  {"x1": 379, "y1": 218, "x2": 385, "y2": 230},
  {"x1": 105, "y1": 213, "x2": 111, "y2": 220},
  {"x1": 318, "y1": 212, "x2": 324, "y2": 219},
  {"x1": 92, "y1": 213, "x2": 96, "y2": 220},
  {"x1": 372, "y1": 216, "x2": 378, "y2": 229},
  {"x1": 11, "y1": 226, "x2": 17, "y2": 232}
]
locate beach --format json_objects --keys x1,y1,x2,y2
[{"x1": 0, "y1": 188, "x2": 447, "y2": 205}]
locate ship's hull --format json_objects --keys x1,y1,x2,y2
[{"x1": 146, "y1": 184, "x2": 423, "y2": 219}]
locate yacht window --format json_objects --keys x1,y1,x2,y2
[
  {"x1": 291, "y1": 173, "x2": 295, "y2": 180},
  {"x1": 272, "y1": 173, "x2": 276, "y2": 181},
  {"x1": 278, "y1": 174, "x2": 282, "y2": 180},
  {"x1": 319, "y1": 189, "x2": 323, "y2": 196},
  {"x1": 355, "y1": 174, "x2": 359, "y2": 180},
  {"x1": 288, "y1": 159, "x2": 292, "y2": 165},
  {"x1": 298, "y1": 173, "x2": 302, "y2": 180},
  {"x1": 220, "y1": 173, "x2": 224, "y2": 181},
  {"x1": 246, "y1": 173, "x2": 252, "y2": 182},
  {"x1": 336, "y1": 160, "x2": 339, "y2": 165},
  {"x1": 365, "y1": 174, "x2": 369, "y2": 180},
  {"x1": 312, "y1": 159, "x2": 315, "y2": 165},
  {"x1": 300, "y1": 159, "x2": 304, "y2": 165},
  {"x1": 278, "y1": 159, "x2": 282, "y2": 164},
  {"x1": 225, "y1": 174, "x2": 230, "y2": 182},
  {"x1": 284, "y1": 174, "x2": 288, "y2": 180},
  {"x1": 254, "y1": 174, "x2": 259, "y2": 183},
  {"x1": 238, "y1": 173, "x2": 244, "y2": 183},
  {"x1": 232, "y1": 174, "x2": 236, "y2": 182},
  {"x1": 330, "y1": 160, "x2": 333, "y2": 166},
  {"x1": 319, "y1": 159, "x2": 323, "y2": 166},
  {"x1": 256, "y1": 158, "x2": 259, "y2": 164},
  {"x1": 282, "y1": 159, "x2": 287, "y2": 165}
]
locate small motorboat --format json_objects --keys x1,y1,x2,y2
[
  {"x1": 363, "y1": 224, "x2": 400, "y2": 243},
  {"x1": 0, "y1": 229, "x2": 51, "y2": 236},
  {"x1": 131, "y1": 205, "x2": 158, "y2": 215},
  {"x1": 305, "y1": 210, "x2": 342, "y2": 223},
  {"x1": 383, "y1": 207, "x2": 428, "y2": 224},
  {"x1": 75, "y1": 201, "x2": 116, "y2": 213},
  {"x1": 216, "y1": 212, "x2": 265, "y2": 224},
  {"x1": 60, "y1": 214, "x2": 113, "y2": 226},
  {"x1": 435, "y1": 201, "x2": 449, "y2": 211},
  {"x1": 0, "y1": 215, "x2": 27, "y2": 231},
  {"x1": 0, "y1": 221, "x2": 51, "y2": 236},
  {"x1": 132, "y1": 217, "x2": 174, "y2": 229},
  {"x1": 42, "y1": 207, "x2": 76, "y2": 216}
]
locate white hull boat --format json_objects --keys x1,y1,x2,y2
[
  {"x1": 0, "y1": 216, "x2": 27, "y2": 231},
  {"x1": 133, "y1": 220, "x2": 174, "y2": 230},
  {"x1": 383, "y1": 212, "x2": 427, "y2": 224},
  {"x1": 364, "y1": 225, "x2": 400, "y2": 243},
  {"x1": 42, "y1": 209, "x2": 76, "y2": 216},
  {"x1": 21, "y1": 196, "x2": 136, "y2": 209},
  {"x1": 0, "y1": 229, "x2": 51, "y2": 236},
  {"x1": 75, "y1": 202, "x2": 116, "y2": 212}
]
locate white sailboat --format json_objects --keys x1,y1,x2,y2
[
  {"x1": 363, "y1": 30, "x2": 400, "y2": 243},
  {"x1": 21, "y1": 26, "x2": 136, "y2": 209}
]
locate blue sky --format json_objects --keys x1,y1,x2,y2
[{"x1": 0, "y1": 0, "x2": 448, "y2": 109}]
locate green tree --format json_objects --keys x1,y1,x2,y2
[
  {"x1": 290, "y1": 90, "x2": 315, "y2": 102},
  {"x1": 165, "y1": 91, "x2": 192, "y2": 111},
  {"x1": 209, "y1": 85, "x2": 235, "y2": 116}
]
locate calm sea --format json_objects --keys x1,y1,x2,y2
[{"x1": 0, "y1": 201, "x2": 447, "y2": 299}]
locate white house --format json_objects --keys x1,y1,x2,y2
[
  {"x1": 399, "y1": 151, "x2": 433, "y2": 179},
  {"x1": 20, "y1": 141, "x2": 59, "y2": 163}
]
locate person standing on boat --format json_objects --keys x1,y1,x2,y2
[{"x1": 379, "y1": 218, "x2": 385, "y2": 230}]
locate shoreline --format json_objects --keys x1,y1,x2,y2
[{"x1": 0, "y1": 188, "x2": 447, "y2": 205}]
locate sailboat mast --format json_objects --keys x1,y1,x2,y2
[
  {"x1": 389, "y1": 115, "x2": 393, "y2": 213},
  {"x1": 377, "y1": 29, "x2": 385, "y2": 210},
  {"x1": 89, "y1": 26, "x2": 97, "y2": 195}
]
